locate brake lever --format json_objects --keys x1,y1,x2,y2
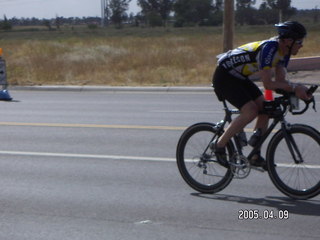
[
  {"x1": 312, "y1": 97, "x2": 317, "y2": 112},
  {"x1": 306, "y1": 85, "x2": 318, "y2": 112},
  {"x1": 300, "y1": 96, "x2": 316, "y2": 113},
  {"x1": 307, "y1": 85, "x2": 318, "y2": 95}
]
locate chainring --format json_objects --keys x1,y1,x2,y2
[{"x1": 229, "y1": 154, "x2": 251, "y2": 179}]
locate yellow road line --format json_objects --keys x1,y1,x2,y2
[{"x1": 0, "y1": 122, "x2": 283, "y2": 133}]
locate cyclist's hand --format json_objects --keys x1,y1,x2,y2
[{"x1": 295, "y1": 85, "x2": 311, "y2": 101}]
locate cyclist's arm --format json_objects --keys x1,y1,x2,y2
[
  {"x1": 261, "y1": 66, "x2": 292, "y2": 91},
  {"x1": 259, "y1": 41, "x2": 296, "y2": 92},
  {"x1": 261, "y1": 66, "x2": 309, "y2": 100}
]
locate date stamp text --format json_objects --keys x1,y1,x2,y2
[{"x1": 238, "y1": 209, "x2": 289, "y2": 220}]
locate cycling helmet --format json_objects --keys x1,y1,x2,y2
[{"x1": 275, "y1": 21, "x2": 307, "y2": 40}]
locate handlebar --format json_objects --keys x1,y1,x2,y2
[
  {"x1": 273, "y1": 85, "x2": 318, "y2": 115},
  {"x1": 307, "y1": 85, "x2": 318, "y2": 95}
]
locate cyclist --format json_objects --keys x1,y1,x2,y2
[{"x1": 212, "y1": 21, "x2": 311, "y2": 169}]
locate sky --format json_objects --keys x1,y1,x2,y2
[{"x1": 0, "y1": 0, "x2": 319, "y2": 19}]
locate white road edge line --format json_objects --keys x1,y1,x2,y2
[
  {"x1": 1, "y1": 151, "x2": 319, "y2": 168},
  {"x1": 0, "y1": 150, "x2": 176, "y2": 162}
]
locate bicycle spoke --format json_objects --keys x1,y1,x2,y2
[
  {"x1": 268, "y1": 125, "x2": 320, "y2": 199},
  {"x1": 176, "y1": 123, "x2": 234, "y2": 193}
]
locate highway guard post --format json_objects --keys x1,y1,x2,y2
[{"x1": 0, "y1": 48, "x2": 12, "y2": 101}]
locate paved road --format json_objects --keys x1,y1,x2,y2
[{"x1": 0, "y1": 90, "x2": 319, "y2": 240}]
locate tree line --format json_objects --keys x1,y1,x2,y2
[
  {"x1": 107, "y1": 0, "x2": 319, "y2": 27},
  {"x1": 1, "y1": 0, "x2": 319, "y2": 30}
]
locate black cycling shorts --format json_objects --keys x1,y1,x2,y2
[{"x1": 212, "y1": 66, "x2": 262, "y2": 109}]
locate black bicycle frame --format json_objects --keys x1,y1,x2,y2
[{"x1": 221, "y1": 100, "x2": 304, "y2": 165}]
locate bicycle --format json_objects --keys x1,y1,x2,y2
[{"x1": 176, "y1": 85, "x2": 320, "y2": 200}]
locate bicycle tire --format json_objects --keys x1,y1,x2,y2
[
  {"x1": 267, "y1": 124, "x2": 320, "y2": 200},
  {"x1": 176, "y1": 122, "x2": 234, "y2": 194}
]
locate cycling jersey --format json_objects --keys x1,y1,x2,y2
[{"x1": 217, "y1": 37, "x2": 290, "y2": 79}]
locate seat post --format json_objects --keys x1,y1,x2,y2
[
  {"x1": 222, "y1": 99, "x2": 228, "y2": 109},
  {"x1": 221, "y1": 100, "x2": 233, "y2": 123}
]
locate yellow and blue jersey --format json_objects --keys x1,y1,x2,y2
[{"x1": 217, "y1": 37, "x2": 290, "y2": 79}]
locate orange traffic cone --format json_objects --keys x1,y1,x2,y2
[{"x1": 264, "y1": 89, "x2": 274, "y2": 101}]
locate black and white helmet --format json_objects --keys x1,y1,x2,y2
[{"x1": 275, "y1": 21, "x2": 307, "y2": 40}]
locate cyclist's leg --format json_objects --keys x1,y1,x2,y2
[
  {"x1": 253, "y1": 95, "x2": 269, "y2": 134},
  {"x1": 249, "y1": 95, "x2": 269, "y2": 168},
  {"x1": 216, "y1": 101, "x2": 258, "y2": 148},
  {"x1": 214, "y1": 74, "x2": 262, "y2": 149}
]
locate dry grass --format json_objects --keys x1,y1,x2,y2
[{"x1": 0, "y1": 25, "x2": 319, "y2": 86}]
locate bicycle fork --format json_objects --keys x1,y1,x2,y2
[{"x1": 281, "y1": 122, "x2": 304, "y2": 164}]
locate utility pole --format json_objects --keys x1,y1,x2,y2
[
  {"x1": 223, "y1": 0, "x2": 234, "y2": 52},
  {"x1": 101, "y1": 0, "x2": 106, "y2": 27}
]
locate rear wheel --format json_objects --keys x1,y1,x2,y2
[
  {"x1": 267, "y1": 124, "x2": 320, "y2": 199},
  {"x1": 176, "y1": 123, "x2": 234, "y2": 193}
]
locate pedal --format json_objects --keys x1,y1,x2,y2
[{"x1": 250, "y1": 166, "x2": 266, "y2": 172}]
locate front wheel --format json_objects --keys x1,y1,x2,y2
[
  {"x1": 267, "y1": 124, "x2": 320, "y2": 199},
  {"x1": 176, "y1": 122, "x2": 234, "y2": 194}
]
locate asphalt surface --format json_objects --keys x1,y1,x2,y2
[{"x1": 0, "y1": 89, "x2": 319, "y2": 240}]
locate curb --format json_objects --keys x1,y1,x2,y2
[
  {"x1": 10, "y1": 85, "x2": 214, "y2": 93},
  {"x1": 9, "y1": 85, "x2": 319, "y2": 93},
  {"x1": 288, "y1": 56, "x2": 320, "y2": 72}
]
